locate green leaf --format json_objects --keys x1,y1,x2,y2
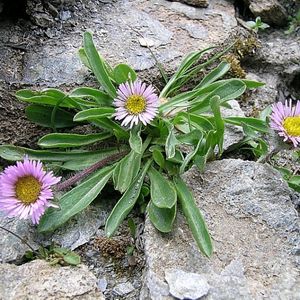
[
  {"x1": 0, "y1": 145, "x2": 127, "y2": 170},
  {"x1": 160, "y1": 48, "x2": 214, "y2": 97},
  {"x1": 38, "y1": 166, "x2": 114, "y2": 232},
  {"x1": 25, "y1": 104, "x2": 75, "y2": 128},
  {"x1": 105, "y1": 159, "x2": 152, "y2": 237},
  {"x1": 83, "y1": 32, "x2": 116, "y2": 98},
  {"x1": 148, "y1": 201, "x2": 176, "y2": 233},
  {"x1": 197, "y1": 61, "x2": 230, "y2": 89},
  {"x1": 92, "y1": 119, "x2": 129, "y2": 139},
  {"x1": 190, "y1": 79, "x2": 246, "y2": 113},
  {"x1": 70, "y1": 87, "x2": 112, "y2": 106},
  {"x1": 53, "y1": 247, "x2": 81, "y2": 266},
  {"x1": 73, "y1": 107, "x2": 114, "y2": 121},
  {"x1": 60, "y1": 147, "x2": 128, "y2": 171},
  {"x1": 78, "y1": 48, "x2": 91, "y2": 69},
  {"x1": 38, "y1": 132, "x2": 112, "y2": 148},
  {"x1": 174, "y1": 177, "x2": 212, "y2": 257},
  {"x1": 152, "y1": 148, "x2": 165, "y2": 168},
  {"x1": 63, "y1": 253, "x2": 81, "y2": 266},
  {"x1": 113, "y1": 64, "x2": 137, "y2": 84},
  {"x1": 224, "y1": 117, "x2": 269, "y2": 133},
  {"x1": 179, "y1": 133, "x2": 203, "y2": 174},
  {"x1": 242, "y1": 80, "x2": 265, "y2": 89},
  {"x1": 177, "y1": 129, "x2": 203, "y2": 145},
  {"x1": 113, "y1": 151, "x2": 141, "y2": 193},
  {"x1": 129, "y1": 125, "x2": 142, "y2": 154},
  {"x1": 210, "y1": 95, "x2": 224, "y2": 155},
  {"x1": 16, "y1": 89, "x2": 74, "y2": 108},
  {"x1": 148, "y1": 166, "x2": 177, "y2": 208},
  {"x1": 166, "y1": 124, "x2": 179, "y2": 159}
]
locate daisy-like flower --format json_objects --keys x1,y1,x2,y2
[
  {"x1": 113, "y1": 80, "x2": 159, "y2": 128},
  {"x1": 0, "y1": 156, "x2": 61, "y2": 224},
  {"x1": 270, "y1": 100, "x2": 300, "y2": 147}
]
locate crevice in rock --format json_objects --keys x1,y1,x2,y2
[
  {"x1": 234, "y1": 0, "x2": 254, "y2": 21},
  {"x1": 287, "y1": 72, "x2": 300, "y2": 100},
  {"x1": 0, "y1": 0, "x2": 29, "y2": 21}
]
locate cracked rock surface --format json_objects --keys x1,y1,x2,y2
[{"x1": 141, "y1": 159, "x2": 300, "y2": 299}]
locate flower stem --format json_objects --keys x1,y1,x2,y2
[
  {"x1": 0, "y1": 225, "x2": 36, "y2": 252},
  {"x1": 55, "y1": 150, "x2": 128, "y2": 192}
]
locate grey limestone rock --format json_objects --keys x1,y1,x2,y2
[
  {"x1": 141, "y1": 159, "x2": 300, "y2": 299},
  {"x1": 167, "y1": 0, "x2": 209, "y2": 8},
  {"x1": 0, "y1": 259, "x2": 104, "y2": 299},
  {"x1": 113, "y1": 282, "x2": 135, "y2": 296},
  {"x1": 165, "y1": 269, "x2": 210, "y2": 299},
  {"x1": 0, "y1": 203, "x2": 109, "y2": 263},
  {"x1": 247, "y1": 0, "x2": 288, "y2": 26}
]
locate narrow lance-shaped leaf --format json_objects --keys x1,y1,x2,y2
[
  {"x1": 25, "y1": 104, "x2": 75, "y2": 128},
  {"x1": 196, "y1": 61, "x2": 230, "y2": 89},
  {"x1": 69, "y1": 87, "x2": 113, "y2": 106},
  {"x1": 38, "y1": 165, "x2": 114, "y2": 232},
  {"x1": 152, "y1": 148, "x2": 165, "y2": 168},
  {"x1": 166, "y1": 123, "x2": 179, "y2": 159},
  {"x1": 73, "y1": 107, "x2": 115, "y2": 121},
  {"x1": 0, "y1": 144, "x2": 128, "y2": 170},
  {"x1": 190, "y1": 79, "x2": 246, "y2": 113},
  {"x1": 148, "y1": 201, "x2": 177, "y2": 233},
  {"x1": 210, "y1": 95, "x2": 224, "y2": 155},
  {"x1": 113, "y1": 150, "x2": 142, "y2": 193},
  {"x1": 179, "y1": 132, "x2": 203, "y2": 174},
  {"x1": 38, "y1": 132, "x2": 112, "y2": 148},
  {"x1": 129, "y1": 125, "x2": 142, "y2": 154},
  {"x1": 148, "y1": 166, "x2": 177, "y2": 208},
  {"x1": 16, "y1": 89, "x2": 74, "y2": 108},
  {"x1": 224, "y1": 117, "x2": 269, "y2": 133},
  {"x1": 105, "y1": 159, "x2": 152, "y2": 237},
  {"x1": 83, "y1": 32, "x2": 116, "y2": 98},
  {"x1": 174, "y1": 176, "x2": 213, "y2": 257}
]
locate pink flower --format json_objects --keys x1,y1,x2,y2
[
  {"x1": 0, "y1": 156, "x2": 61, "y2": 224},
  {"x1": 270, "y1": 100, "x2": 300, "y2": 147},
  {"x1": 113, "y1": 80, "x2": 159, "y2": 128}
]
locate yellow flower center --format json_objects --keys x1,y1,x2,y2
[
  {"x1": 15, "y1": 176, "x2": 41, "y2": 205},
  {"x1": 125, "y1": 95, "x2": 146, "y2": 115},
  {"x1": 283, "y1": 116, "x2": 300, "y2": 137}
]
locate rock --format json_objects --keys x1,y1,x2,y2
[
  {"x1": 167, "y1": 0, "x2": 209, "y2": 8},
  {"x1": 246, "y1": 0, "x2": 288, "y2": 26},
  {"x1": 0, "y1": 203, "x2": 109, "y2": 263},
  {"x1": 0, "y1": 259, "x2": 104, "y2": 299},
  {"x1": 222, "y1": 100, "x2": 245, "y2": 151},
  {"x1": 113, "y1": 282, "x2": 135, "y2": 296},
  {"x1": 97, "y1": 277, "x2": 108, "y2": 292},
  {"x1": 165, "y1": 269, "x2": 210, "y2": 299},
  {"x1": 241, "y1": 72, "x2": 280, "y2": 115},
  {"x1": 20, "y1": 0, "x2": 238, "y2": 86},
  {"x1": 249, "y1": 32, "x2": 300, "y2": 89},
  {"x1": 141, "y1": 159, "x2": 300, "y2": 299},
  {"x1": 22, "y1": 40, "x2": 87, "y2": 86}
]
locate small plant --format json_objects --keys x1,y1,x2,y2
[
  {"x1": 0, "y1": 32, "x2": 268, "y2": 257},
  {"x1": 246, "y1": 17, "x2": 270, "y2": 33},
  {"x1": 285, "y1": 9, "x2": 300, "y2": 34},
  {"x1": 0, "y1": 226, "x2": 80, "y2": 266}
]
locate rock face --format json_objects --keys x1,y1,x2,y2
[
  {"x1": 141, "y1": 159, "x2": 300, "y2": 299},
  {"x1": 0, "y1": 203, "x2": 109, "y2": 263},
  {"x1": 246, "y1": 0, "x2": 288, "y2": 26},
  {"x1": 0, "y1": 259, "x2": 104, "y2": 299},
  {"x1": 21, "y1": 0, "x2": 237, "y2": 85},
  {"x1": 167, "y1": 0, "x2": 209, "y2": 8}
]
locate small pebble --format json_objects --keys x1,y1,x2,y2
[
  {"x1": 113, "y1": 282, "x2": 135, "y2": 296},
  {"x1": 98, "y1": 277, "x2": 108, "y2": 292}
]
